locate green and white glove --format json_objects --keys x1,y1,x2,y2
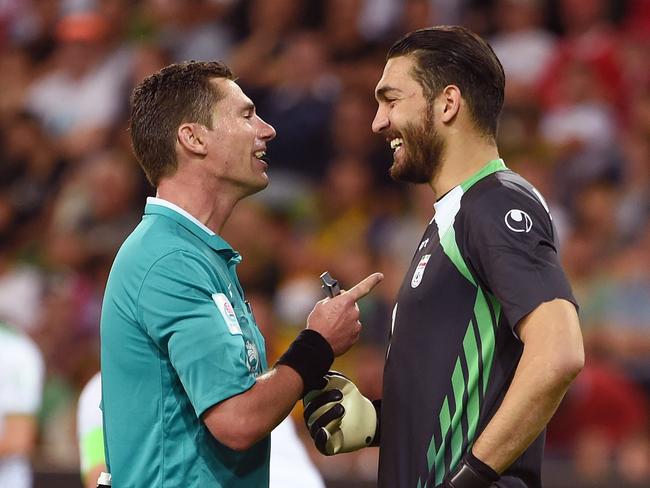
[{"x1": 303, "y1": 371, "x2": 379, "y2": 455}]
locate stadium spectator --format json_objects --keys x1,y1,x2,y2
[{"x1": 0, "y1": 320, "x2": 44, "y2": 488}]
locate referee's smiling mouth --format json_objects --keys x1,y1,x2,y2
[{"x1": 253, "y1": 149, "x2": 269, "y2": 163}]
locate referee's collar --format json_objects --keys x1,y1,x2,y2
[{"x1": 144, "y1": 197, "x2": 239, "y2": 257}]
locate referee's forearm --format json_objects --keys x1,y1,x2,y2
[{"x1": 202, "y1": 366, "x2": 303, "y2": 451}]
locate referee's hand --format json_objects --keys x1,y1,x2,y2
[{"x1": 307, "y1": 272, "x2": 383, "y2": 356}]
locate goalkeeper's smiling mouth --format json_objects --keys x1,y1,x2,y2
[
  {"x1": 389, "y1": 136, "x2": 404, "y2": 154},
  {"x1": 386, "y1": 132, "x2": 405, "y2": 161}
]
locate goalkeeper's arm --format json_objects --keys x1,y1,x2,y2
[{"x1": 302, "y1": 371, "x2": 380, "y2": 455}]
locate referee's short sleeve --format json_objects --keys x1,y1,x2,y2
[
  {"x1": 137, "y1": 250, "x2": 255, "y2": 417},
  {"x1": 462, "y1": 185, "x2": 577, "y2": 330}
]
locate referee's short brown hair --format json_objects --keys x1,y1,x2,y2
[{"x1": 130, "y1": 61, "x2": 234, "y2": 186}]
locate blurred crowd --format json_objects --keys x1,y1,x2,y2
[{"x1": 0, "y1": 0, "x2": 648, "y2": 486}]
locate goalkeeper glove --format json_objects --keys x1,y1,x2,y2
[
  {"x1": 436, "y1": 451, "x2": 500, "y2": 487},
  {"x1": 303, "y1": 371, "x2": 379, "y2": 455}
]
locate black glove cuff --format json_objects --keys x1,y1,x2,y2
[
  {"x1": 466, "y1": 451, "x2": 499, "y2": 483},
  {"x1": 276, "y1": 329, "x2": 334, "y2": 396},
  {"x1": 447, "y1": 451, "x2": 499, "y2": 487},
  {"x1": 370, "y1": 399, "x2": 382, "y2": 446}
]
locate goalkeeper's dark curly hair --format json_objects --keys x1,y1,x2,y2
[{"x1": 388, "y1": 26, "x2": 505, "y2": 139}]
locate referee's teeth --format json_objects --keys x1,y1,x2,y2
[
  {"x1": 390, "y1": 138, "x2": 403, "y2": 150},
  {"x1": 254, "y1": 150, "x2": 266, "y2": 159}
]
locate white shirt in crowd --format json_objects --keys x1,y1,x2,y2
[{"x1": 0, "y1": 324, "x2": 44, "y2": 488}]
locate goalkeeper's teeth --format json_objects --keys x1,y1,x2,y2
[{"x1": 390, "y1": 138, "x2": 403, "y2": 151}]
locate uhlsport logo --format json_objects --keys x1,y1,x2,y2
[
  {"x1": 411, "y1": 254, "x2": 431, "y2": 288},
  {"x1": 245, "y1": 340, "x2": 260, "y2": 376},
  {"x1": 505, "y1": 209, "x2": 532, "y2": 233}
]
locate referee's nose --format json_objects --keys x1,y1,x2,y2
[{"x1": 257, "y1": 116, "x2": 276, "y2": 141}]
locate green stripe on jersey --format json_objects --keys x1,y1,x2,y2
[
  {"x1": 475, "y1": 288, "x2": 498, "y2": 395},
  {"x1": 460, "y1": 159, "x2": 506, "y2": 192},
  {"x1": 440, "y1": 228, "x2": 475, "y2": 285},
  {"x1": 424, "y1": 159, "x2": 507, "y2": 485},
  {"x1": 462, "y1": 320, "x2": 481, "y2": 453},
  {"x1": 434, "y1": 397, "x2": 452, "y2": 482},
  {"x1": 428, "y1": 230, "x2": 502, "y2": 481},
  {"x1": 450, "y1": 359, "x2": 467, "y2": 471}
]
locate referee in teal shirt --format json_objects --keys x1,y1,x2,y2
[{"x1": 100, "y1": 61, "x2": 383, "y2": 487}]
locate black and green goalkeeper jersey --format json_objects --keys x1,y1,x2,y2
[{"x1": 378, "y1": 159, "x2": 576, "y2": 488}]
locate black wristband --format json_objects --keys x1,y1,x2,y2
[
  {"x1": 446, "y1": 451, "x2": 499, "y2": 488},
  {"x1": 276, "y1": 329, "x2": 334, "y2": 396}
]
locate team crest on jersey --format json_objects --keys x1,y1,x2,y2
[
  {"x1": 245, "y1": 340, "x2": 261, "y2": 377},
  {"x1": 411, "y1": 254, "x2": 431, "y2": 288}
]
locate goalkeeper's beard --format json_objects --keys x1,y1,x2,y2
[{"x1": 390, "y1": 106, "x2": 445, "y2": 185}]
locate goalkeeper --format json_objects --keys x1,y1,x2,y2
[{"x1": 303, "y1": 26, "x2": 584, "y2": 488}]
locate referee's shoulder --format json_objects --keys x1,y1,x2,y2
[{"x1": 114, "y1": 218, "x2": 205, "y2": 275}]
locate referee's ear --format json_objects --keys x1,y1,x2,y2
[{"x1": 177, "y1": 123, "x2": 208, "y2": 157}]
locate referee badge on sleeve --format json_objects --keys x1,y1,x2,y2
[
  {"x1": 212, "y1": 293, "x2": 243, "y2": 335},
  {"x1": 411, "y1": 254, "x2": 431, "y2": 288}
]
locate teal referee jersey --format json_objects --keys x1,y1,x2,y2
[{"x1": 101, "y1": 197, "x2": 269, "y2": 487}]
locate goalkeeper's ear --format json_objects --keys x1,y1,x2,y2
[{"x1": 303, "y1": 371, "x2": 380, "y2": 455}]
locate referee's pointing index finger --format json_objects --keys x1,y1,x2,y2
[{"x1": 344, "y1": 273, "x2": 384, "y2": 302}]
